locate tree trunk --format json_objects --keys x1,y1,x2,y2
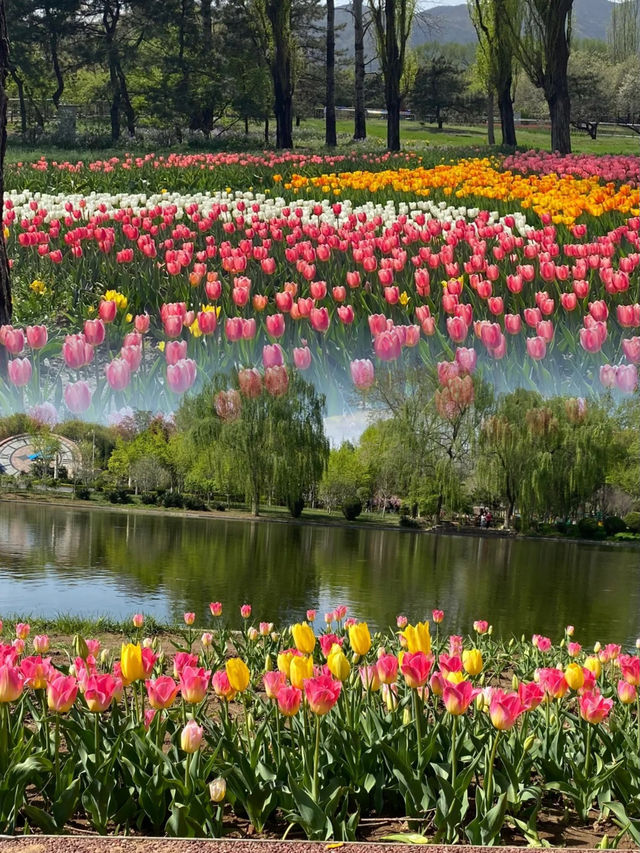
[
  {"x1": 49, "y1": 29, "x2": 64, "y2": 108},
  {"x1": 115, "y1": 60, "x2": 135, "y2": 136},
  {"x1": 547, "y1": 85, "x2": 571, "y2": 153},
  {"x1": 267, "y1": 0, "x2": 293, "y2": 149},
  {"x1": 264, "y1": 113, "x2": 269, "y2": 143},
  {"x1": 201, "y1": 0, "x2": 212, "y2": 53},
  {"x1": 384, "y1": 0, "x2": 401, "y2": 151},
  {"x1": 487, "y1": 90, "x2": 495, "y2": 145},
  {"x1": 109, "y1": 57, "x2": 121, "y2": 142},
  {"x1": 353, "y1": 0, "x2": 366, "y2": 139},
  {"x1": 325, "y1": 0, "x2": 336, "y2": 147},
  {"x1": 10, "y1": 68, "x2": 27, "y2": 136},
  {"x1": 244, "y1": 114, "x2": 249, "y2": 135},
  {"x1": 0, "y1": 0, "x2": 12, "y2": 365},
  {"x1": 497, "y1": 77, "x2": 517, "y2": 147}
]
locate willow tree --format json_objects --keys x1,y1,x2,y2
[
  {"x1": 353, "y1": 0, "x2": 366, "y2": 140},
  {"x1": 0, "y1": 0, "x2": 11, "y2": 363},
  {"x1": 508, "y1": 0, "x2": 574, "y2": 153},
  {"x1": 469, "y1": 0, "x2": 518, "y2": 147},
  {"x1": 369, "y1": 0, "x2": 415, "y2": 151}
]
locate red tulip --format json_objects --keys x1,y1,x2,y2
[
  {"x1": 98, "y1": 300, "x2": 117, "y2": 323},
  {"x1": 266, "y1": 313, "x2": 285, "y2": 338},
  {"x1": 310, "y1": 307, "x2": 330, "y2": 333},
  {"x1": 504, "y1": 313, "x2": 522, "y2": 335},
  {"x1": 446, "y1": 317, "x2": 468, "y2": 343},
  {"x1": 197, "y1": 310, "x2": 217, "y2": 335},
  {"x1": 304, "y1": 674, "x2": 341, "y2": 714},
  {"x1": 401, "y1": 651, "x2": 434, "y2": 688}
]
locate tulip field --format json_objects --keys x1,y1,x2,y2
[
  {"x1": 1, "y1": 607, "x2": 640, "y2": 842},
  {"x1": 1, "y1": 148, "x2": 639, "y2": 421}
]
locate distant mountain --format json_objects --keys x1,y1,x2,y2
[{"x1": 335, "y1": 0, "x2": 615, "y2": 57}]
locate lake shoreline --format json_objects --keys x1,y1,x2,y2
[{"x1": 1, "y1": 491, "x2": 637, "y2": 550}]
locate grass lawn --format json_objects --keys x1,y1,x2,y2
[{"x1": 5, "y1": 118, "x2": 639, "y2": 165}]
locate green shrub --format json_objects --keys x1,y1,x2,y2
[
  {"x1": 342, "y1": 499, "x2": 362, "y2": 521},
  {"x1": 577, "y1": 517, "x2": 606, "y2": 540},
  {"x1": 140, "y1": 492, "x2": 158, "y2": 505},
  {"x1": 604, "y1": 516, "x2": 627, "y2": 536},
  {"x1": 73, "y1": 485, "x2": 91, "y2": 501},
  {"x1": 399, "y1": 515, "x2": 420, "y2": 529},
  {"x1": 162, "y1": 491, "x2": 184, "y2": 508},
  {"x1": 184, "y1": 495, "x2": 208, "y2": 511},
  {"x1": 623, "y1": 511, "x2": 640, "y2": 533},
  {"x1": 108, "y1": 488, "x2": 131, "y2": 504},
  {"x1": 288, "y1": 496, "x2": 304, "y2": 518},
  {"x1": 614, "y1": 531, "x2": 640, "y2": 541}
]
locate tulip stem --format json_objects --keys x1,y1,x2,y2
[
  {"x1": 185, "y1": 751, "x2": 192, "y2": 795},
  {"x1": 636, "y1": 695, "x2": 640, "y2": 754},
  {"x1": 584, "y1": 721, "x2": 592, "y2": 778},
  {"x1": 41, "y1": 690, "x2": 50, "y2": 753},
  {"x1": 413, "y1": 690, "x2": 423, "y2": 765},
  {"x1": 54, "y1": 714, "x2": 61, "y2": 791},
  {"x1": 485, "y1": 730, "x2": 500, "y2": 805},
  {"x1": 94, "y1": 713, "x2": 100, "y2": 763},
  {"x1": 312, "y1": 713, "x2": 321, "y2": 803},
  {"x1": 0, "y1": 704, "x2": 8, "y2": 774},
  {"x1": 451, "y1": 715, "x2": 458, "y2": 787}
]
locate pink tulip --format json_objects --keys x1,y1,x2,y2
[
  {"x1": 599, "y1": 364, "x2": 617, "y2": 388},
  {"x1": 33, "y1": 635, "x2": 50, "y2": 654},
  {"x1": 293, "y1": 346, "x2": 312, "y2": 370},
  {"x1": 536, "y1": 320, "x2": 554, "y2": 343},
  {"x1": 210, "y1": 602, "x2": 222, "y2": 617},
  {"x1": 368, "y1": 314, "x2": 388, "y2": 336},
  {"x1": 526, "y1": 337, "x2": 546, "y2": 360},
  {"x1": 180, "y1": 719, "x2": 204, "y2": 753},
  {"x1": 518, "y1": 681, "x2": 544, "y2": 711},
  {"x1": 240, "y1": 604, "x2": 252, "y2": 619},
  {"x1": 337, "y1": 305, "x2": 355, "y2": 324},
  {"x1": 373, "y1": 329, "x2": 402, "y2": 361},
  {"x1": 83, "y1": 319, "x2": 105, "y2": 346},
  {"x1": 0, "y1": 664, "x2": 24, "y2": 702},
  {"x1": 588, "y1": 300, "x2": 609, "y2": 322},
  {"x1": 120, "y1": 344, "x2": 142, "y2": 372},
  {"x1": 489, "y1": 689, "x2": 523, "y2": 730},
  {"x1": 165, "y1": 340, "x2": 188, "y2": 365},
  {"x1": 26, "y1": 325, "x2": 48, "y2": 349},
  {"x1": 446, "y1": 316, "x2": 468, "y2": 343},
  {"x1": 304, "y1": 674, "x2": 341, "y2": 714},
  {"x1": 263, "y1": 671, "x2": 287, "y2": 700},
  {"x1": 537, "y1": 667, "x2": 568, "y2": 699},
  {"x1": 266, "y1": 313, "x2": 285, "y2": 338},
  {"x1": 277, "y1": 685, "x2": 302, "y2": 716},
  {"x1": 146, "y1": 675, "x2": 179, "y2": 710},
  {"x1": 504, "y1": 313, "x2": 522, "y2": 335},
  {"x1": 619, "y1": 655, "x2": 640, "y2": 686},
  {"x1": 432, "y1": 609, "x2": 444, "y2": 623},
  {"x1": 180, "y1": 666, "x2": 211, "y2": 703},
  {"x1": 215, "y1": 390, "x2": 241, "y2": 422},
  {"x1": 617, "y1": 679, "x2": 637, "y2": 704},
  {"x1": 579, "y1": 690, "x2": 613, "y2": 724},
  {"x1": 47, "y1": 674, "x2": 78, "y2": 713},
  {"x1": 105, "y1": 358, "x2": 131, "y2": 391},
  {"x1": 16, "y1": 622, "x2": 30, "y2": 640},
  {"x1": 401, "y1": 651, "x2": 434, "y2": 688},
  {"x1": 442, "y1": 680, "x2": 480, "y2": 715},
  {"x1": 132, "y1": 613, "x2": 144, "y2": 628},
  {"x1": 350, "y1": 358, "x2": 375, "y2": 390},
  {"x1": 264, "y1": 364, "x2": 289, "y2": 396},
  {"x1": 263, "y1": 343, "x2": 284, "y2": 368},
  {"x1": 3, "y1": 327, "x2": 25, "y2": 355},
  {"x1": 20, "y1": 655, "x2": 52, "y2": 689},
  {"x1": 310, "y1": 307, "x2": 330, "y2": 333},
  {"x1": 166, "y1": 359, "x2": 196, "y2": 394},
  {"x1": 616, "y1": 364, "x2": 638, "y2": 393},
  {"x1": 134, "y1": 313, "x2": 150, "y2": 333},
  {"x1": 238, "y1": 367, "x2": 263, "y2": 398},
  {"x1": 64, "y1": 381, "x2": 92, "y2": 413},
  {"x1": 622, "y1": 337, "x2": 640, "y2": 363},
  {"x1": 561, "y1": 292, "x2": 577, "y2": 311},
  {"x1": 63, "y1": 334, "x2": 94, "y2": 368},
  {"x1": 377, "y1": 653, "x2": 399, "y2": 684},
  {"x1": 173, "y1": 653, "x2": 199, "y2": 678},
  {"x1": 7, "y1": 358, "x2": 32, "y2": 387},
  {"x1": 225, "y1": 317, "x2": 243, "y2": 342},
  {"x1": 197, "y1": 310, "x2": 217, "y2": 335},
  {"x1": 98, "y1": 300, "x2": 117, "y2": 323},
  {"x1": 84, "y1": 674, "x2": 121, "y2": 712}
]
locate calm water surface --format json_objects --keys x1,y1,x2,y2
[{"x1": 0, "y1": 501, "x2": 639, "y2": 647}]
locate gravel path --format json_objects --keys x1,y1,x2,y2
[{"x1": 0, "y1": 840, "x2": 605, "y2": 853}]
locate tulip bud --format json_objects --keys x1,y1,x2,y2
[
  {"x1": 264, "y1": 654, "x2": 272, "y2": 672},
  {"x1": 511, "y1": 674, "x2": 519, "y2": 690},
  {"x1": 100, "y1": 649, "x2": 110, "y2": 665},
  {"x1": 487, "y1": 625, "x2": 493, "y2": 635},
  {"x1": 508, "y1": 638, "x2": 514, "y2": 647},
  {"x1": 523, "y1": 734, "x2": 536, "y2": 753},
  {"x1": 73, "y1": 634, "x2": 90, "y2": 661},
  {"x1": 246, "y1": 712, "x2": 255, "y2": 732},
  {"x1": 352, "y1": 653, "x2": 359, "y2": 664},
  {"x1": 635, "y1": 639, "x2": 640, "y2": 650},
  {"x1": 209, "y1": 777, "x2": 226, "y2": 803},
  {"x1": 402, "y1": 707, "x2": 412, "y2": 726},
  {"x1": 142, "y1": 637, "x2": 154, "y2": 648},
  {"x1": 271, "y1": 632, "x2": 279, "y2": 643},
  {"x1": 377, "y1": 647, "x2": 386, "y2": 659},
  {"x1": 599, "y1": 836, "x2": 609, "y2": 850},
  {"x1": 247, "y1": 627, "x2": 259, "y2": 642},
  {"x1": 68, "y1": 664, "x2": 76, "y2": 677},
  {"x1": 593, "y1": 641, "x2": 601, "y2": 653}
]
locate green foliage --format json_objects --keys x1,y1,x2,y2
[
  {"x1": 623, "y1": 511, "x2": 640, "y2": 533},
  {"x1": 577, "y1": 517, "x2": 606, "y2": 540},
  {"x1": 603, "y1": 515, "x2": 627, "y2": 536},
  {"x1": 341, "y1": 498, "x2": 362, "y2": 521}
]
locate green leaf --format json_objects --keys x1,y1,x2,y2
[{"x1": 380, "y1": 832, "x2": 430, "y2": 844}]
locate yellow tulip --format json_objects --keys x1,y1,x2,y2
[
  {"x1": 446, "y1": 670, "x2": 464, "y2": 684},
  {"x1": 120, "y1": 643, "x2": 145, "y2": 684},
  {"x1": 401, "y1": 621, "x2": 431, "y2": 654},
  {"x1": 277, "y1": 650, "x2": 296, "y2": 678},
  {"x1": 291, "y1": 622, "x2": 316, "y2": 655},
  {"x1": 289, "y1": 655, "x2": 314, "y2": 689},
  {"x1": 349, "y1": 622, "x2": 371, "y2": 657},
  {"x1": 565, "y1": 662, "x2": 584, "y2": 691},
  {"x1": 327, "y1": 644, "x2": 351, "y2": 682},
  {"x1": 584, "y1": 656, "x2": 602, "y2": 679},
  {"x1": 226, "y1": 658, "x2": 250, "y2": 693},
  {"x1": 462, "y1": 649, "x2": 483, "y2": 677}
]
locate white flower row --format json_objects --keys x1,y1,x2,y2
[{"x1": 5, "y1": 189, "x2": 531, "y2": 237}]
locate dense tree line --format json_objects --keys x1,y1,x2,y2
[{"x1": 3, "y1": 0, "x2": 639, "y2": 153}]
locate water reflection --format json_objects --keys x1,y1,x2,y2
[{"x1": 0, "y1": 502, "x2": 639, "y2": 647}]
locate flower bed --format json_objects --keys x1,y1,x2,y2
[{"x1": 0, "y1": 609, "x2": 639, "y2": 842}]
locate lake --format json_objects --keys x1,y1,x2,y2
[{"x1": 0, "y1": 501, "x2": 639, "y2": 648}]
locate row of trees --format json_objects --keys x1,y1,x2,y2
[
  {"x1": 2, "y1": 377, "x2": 637, "y2": 530},
  {"x1": 4, "y1": 0, "x2": 640, "y2": 153}
]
